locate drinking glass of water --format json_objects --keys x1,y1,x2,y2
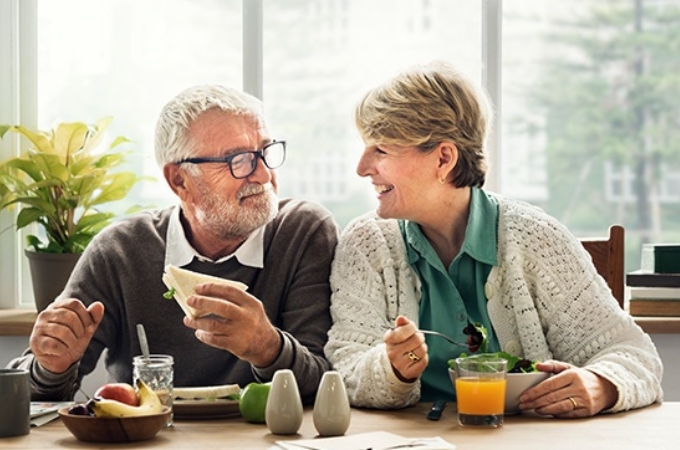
[{"x1": 133, "y1": 354, "x2": 174, "y2": 427}]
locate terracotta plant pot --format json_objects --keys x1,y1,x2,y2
[{"x1": 24, "y1": 250, "x2": 81, "y2": 312}]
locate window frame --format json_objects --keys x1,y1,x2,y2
[{"x1": 0, "y1": 0, "x2": 38, "y2": 309}]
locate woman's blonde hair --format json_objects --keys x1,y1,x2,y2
[{"x1": 355, "y1": 61, "x2": 492, "y2": 187}]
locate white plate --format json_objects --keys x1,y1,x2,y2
[{"x1": 173, "y1": 399, "x2": 240, "y2": 420}]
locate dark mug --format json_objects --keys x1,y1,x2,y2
[{"x1": 0, "y1": 369, "x2": 30, "y2": 438}]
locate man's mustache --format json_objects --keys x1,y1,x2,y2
[{"x1": 237, "y1": 183, "x2": 273, "y2": 200}]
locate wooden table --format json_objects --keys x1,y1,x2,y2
[{"x1": 2, "y1": 402, "x2": 676, "y2": 449}]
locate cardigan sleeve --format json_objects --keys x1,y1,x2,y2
[{"x1": 324, "y1": 215, "x2": 421, "y2": 408}]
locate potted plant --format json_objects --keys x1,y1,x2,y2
[{"x1": 0, "y1": 117, "x2": 142, "y2": 311}]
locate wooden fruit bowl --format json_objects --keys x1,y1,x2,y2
[{"x1": 58, "y1": 406, "x2": 171, "y2": 443}]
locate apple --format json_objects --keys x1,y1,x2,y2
[
  {"x1": 93, "y1": 382, "x2": 140, "y2": 406},
  {"x1": 239, "y1": 382, "x2": 271, "y2": 424}
]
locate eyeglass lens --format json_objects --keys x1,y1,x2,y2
[{"x1": 232, "y1": 141, "x2": 285, "y2": 178}]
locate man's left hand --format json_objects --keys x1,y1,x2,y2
[
  {"x1": 183, "y1": 282, "x2": 282, "y2": 368},
  {"x1": 518, "y1": 360, "x2": 618, "y2": 418}
]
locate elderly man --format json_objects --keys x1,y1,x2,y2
[{"x1": 8, "y1": 85, "x2": 339, "y2": 404}]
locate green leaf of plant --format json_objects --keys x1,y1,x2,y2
[
  {"x1": 7, "y1": 125, "x2": 56, "y2": 154},
  {"x1": 90, "y1": 172, "x2": 138, "y2": 205},
  {"x1": 54, "y1": 122, "x2": 89, "y2": 161},
  {"x1": 23, "y1": 178, "x2": 63, "y2": 193},
  {"x1": 74, "y1": 212, "x2": 115, "y2": 233},
  {"x1": 16, "y1": 207, "x2": 46, "y2": 229},
  {"x1": 26, "y1": 234, "x2": 45, "y2": 251},
  {"x1": 109, "y1": 135, "x2": 133, "y2": 150},
  {"x1": 2, "y1": 157, "x2": 45, "y2": 182},
  {"x1": 43, "y1": 239, "x2": 67, "y2": 253},
  {"x1": 31, "y1": 153, "x2": 69, "y2": 182},
  {"x1": 80, "y1": 117, "x2": 112, "y2": 153},
  {"x1": 67, "y1": 232, "x2": 96, "y2": 252},
  {"x1": 7, "y1": 196, "x2": 56, "y2": 215},
  {"x1": 69, "y1": 154, "x2": 99, "y2": 176},
  {"x1": 94, "y1": 152, "x2": 126, "y2": 169}
]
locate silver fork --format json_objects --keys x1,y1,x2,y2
[{"x1": 387, "y1": 327, "x2": 469, "y2": 349}]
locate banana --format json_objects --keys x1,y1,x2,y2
[{"x1": 89, "y1": 379, "x2": 163, "y2": 418}]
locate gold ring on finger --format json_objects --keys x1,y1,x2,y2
[
  {"x1": 567, "y1": 396, "x2": 578, "y2": 410},
  {"x1": 408, "y1": 351, "x2": 421, "y2": 362}
]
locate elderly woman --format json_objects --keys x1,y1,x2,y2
[{"x1": 325, "y1": 61, "x2": 663, "y2": 417}]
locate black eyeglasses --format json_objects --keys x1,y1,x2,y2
[{"x1": 176, "y1": 140, "x2": 286, "y2": 179}]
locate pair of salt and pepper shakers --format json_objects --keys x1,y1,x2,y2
[{"x1": 265, "y1": 369, "x2": 351, "y2": 436}]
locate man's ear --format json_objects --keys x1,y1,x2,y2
[
  {"x1": 437, "y1": 141, "x2": 458, "y2": 182},
  {"x1": 164, "y1": 163, "x2": 188, "y2": 197}
]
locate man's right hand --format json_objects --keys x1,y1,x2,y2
[{"x1": 29, "y1": 299, "x2": 105, "y2": 374}]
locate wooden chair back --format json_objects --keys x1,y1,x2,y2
[{"x1": 580, "y1": 225, "x2": 625, "y2": 309}]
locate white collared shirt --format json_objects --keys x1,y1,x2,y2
[{"x1": 164, "y1": 205, "x2": 265, "y2": 269}]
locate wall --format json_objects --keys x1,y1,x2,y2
[{"x1": 1, "y1": 333, "x2": 678, "y2": 402}]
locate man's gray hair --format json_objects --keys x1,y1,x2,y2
[{"x1": 154, "y1": 85, "x2": 265, "y2": 168}]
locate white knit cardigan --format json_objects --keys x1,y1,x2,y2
[{"x1": 325, "y1": 195, "x2": 663, "y2": 412}]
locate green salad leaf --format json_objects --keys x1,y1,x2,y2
[
  {"x1": 462, "y1": 322, "x2": 488, "y2": 353},
  {"x1": 163, "y1": 287, "x2": 176, "y2": 299},
  {"x1": 448, "y1": 351, "x2": 540, "y2": 373}
]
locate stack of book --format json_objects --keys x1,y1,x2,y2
[{"x1": 627, "y1": 270, "x2": 680, "y2": 317}]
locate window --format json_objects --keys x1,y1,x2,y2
[
  {"x1": 38, "y1": 0, "x2": 243, "y2": 213},
  {"x1": 1, "y1": 0, "x2": 243, "y2": 308},
  {"x1": 264, "y1": 0, "x2": 482, "y2": 226},
  {"x1": 502, "y1": 0, "x2": 680, "y2": 267},
  {"x1": 3, "y1": 0, "x2": 680, "y2": 309}
]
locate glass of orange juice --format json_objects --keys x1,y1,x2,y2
[{"x1": 454, "y1": 356, "x2": 507, "y2": 428}]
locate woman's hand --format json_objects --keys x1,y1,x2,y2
[
  {"x1": 519, "y1": 360, "x2": 619, "y2": 418},
  {"x1": 384, "y1": 315, "x2": 428, "y2": 382}
]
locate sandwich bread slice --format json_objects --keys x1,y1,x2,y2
[
  {"x1": 173, "y1": 384, "x2": 241, "y2": 400},
  {"x1": 162, "y1": 264, "x2": 248, "y2": 319}
]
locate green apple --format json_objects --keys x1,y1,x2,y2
[{"x1": 239, "y1": 382, "x2": 271, "y2": 423}]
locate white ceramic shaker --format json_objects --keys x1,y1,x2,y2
[
  {"x1": 313, "y1": 371, "x2": 351, "y2": 436},
  {"x1": 265, "y1": 369, "x2": 303, "y2": 435}
]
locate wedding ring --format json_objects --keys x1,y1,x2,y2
[
  {"x1": 567, "y1": 396, "x2": 578, "y2": 410},
  {"x1": 408, "y1": 351, "x2": 421, "y2": 362}
]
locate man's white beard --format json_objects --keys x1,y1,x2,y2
[{"x1": 195, "y1": 181, "x2": 279, "y2": 240}]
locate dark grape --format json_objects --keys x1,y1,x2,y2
[{"x1": 68, "y1": 403, "x2": 93, "y2": 416}]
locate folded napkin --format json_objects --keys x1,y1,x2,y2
[{"x1": 274, "y1": 431, "x2": 456, "y2": 450}]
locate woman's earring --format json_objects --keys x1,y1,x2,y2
[{"x1": 440, "y1": 177, "x2": 446, "y2": 185}]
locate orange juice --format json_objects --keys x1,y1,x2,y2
[{"x1": 455, "y1": 377, "x2": 506, "y2": 415}]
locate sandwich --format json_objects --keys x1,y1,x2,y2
[
  {"x1": 162, "y1": 265, "x2": 248, "y2": 319},
  {"x1": 173, "y1": 384, "x2": 241, "y2": 401}
]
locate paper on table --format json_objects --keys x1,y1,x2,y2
[
  {"x1": 275, "y1": 431, "x2": 455, "y2": 450},
  {"x1": 30, "y1": 401, "x2": 73, "y2": 427},
  {"x1": 31, "y1": 401, "x2": 73, "y2": 418},
  {"x1": 31, "y1": 412, "x2": 59, "y2": 427}
]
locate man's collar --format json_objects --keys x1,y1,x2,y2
[{"x1": 164, "y1": 205, "x2": 265, "y2": 268}]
